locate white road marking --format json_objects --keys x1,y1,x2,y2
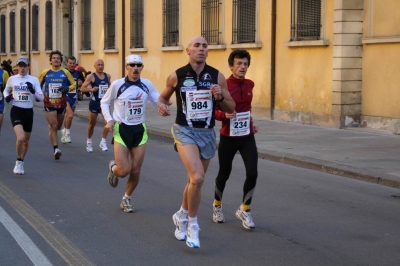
[{"x1": 0, "y1": 206, "x2": 52, "y2": 266}]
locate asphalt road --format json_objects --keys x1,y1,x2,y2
[{"x1": 0, "y1": 105, "x2": 400, "y2": 266}]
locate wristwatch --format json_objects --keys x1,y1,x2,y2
[{"x1": 216, "y1": 95, "x2": 225, "y2": 102}]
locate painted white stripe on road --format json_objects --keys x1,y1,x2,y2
[{"x1": 0, "y1": 206, "x2": 52, "y2": 266}]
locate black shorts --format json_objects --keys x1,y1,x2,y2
[
  {"x1": 44, "y1": 106, "x2": 66, "y2": 115},
  {"x1": 10, "y1": 106, "x2": 34, "y2": 132},
  {"x1": 114, "y1": 123, "x2": 148, "y2": 149},
  {"x1": 89, "y1": 100, "x2": 102, "y2": 113}
]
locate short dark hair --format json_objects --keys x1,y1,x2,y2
[
  {"x1": 49, "y1": 50, "x2": 63, "y2": 62},
  {"x1": 67, "y1": 56, "x2": 76, "y2": 62},
  {"x1": 228, "y1": 49, "x2": 251, "y2": 67}
]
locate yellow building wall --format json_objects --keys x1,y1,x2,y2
[
  {"x1": 369, "y1": 0, "x2": 400, "y2": 37},
  {"x1": 362, "y1": 0, "x2": 400, "y2": 119},
  {"x1": 7, "y1": 0, "x2": 400, "y2": 130},
  {"x1": 119, "y1": 0, "x2": 272, "y2": 118},
  {"x1": 275, "y1": 0, "x2": 334, "y2": 117}
]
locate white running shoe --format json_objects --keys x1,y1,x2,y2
[
  {"x1": 13, "y1": 161, "x2": 23, "y2": 175},
  {"x1": 19, "y1": 161, "x2": 24, "y2": 175},
  {"x1": 86, "y1": 142, "x2": 93, "y2": 153},
  {"x1": 54, "y1": 148, "x2": 62, "y2": 160},
  {"x1": 99, "y1": 141, "x2": 108, "y2": 151},
  {"x1": 108, "y1": 160, "x2": 118, "y2": 188},
  {"x1": 213, "y1": 205, "x2": 225, "y2": 223},
  {"x1": 61, "y1": 131, "x2": 66, "y2": 144},
  {"x1": 64, "y1": 133, "x2": 71, "y2": 143},
  {"x1": 172, "y1": 211, "x2": 188, "y2": 241},
  {"x1": 120, "y1": 197, "x2": 134, "y2": 213},
  {"x1": 186, "y1": 224, "x2": 200, "y2": 248},
  {"x1": 235, "y1": 209, "x2": 255, "y2": 229}
]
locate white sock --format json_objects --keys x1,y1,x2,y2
[
  {"x1": 101, "y1": 138, "x2": 107, "y2": 143},
  {"x1": 123, "y1": 194, "x2": 130, "y2": 199},
  {"x1": 65, "y1": 129, "x2": 70, "y2": 134},
  {"x1": 188, "y1": 216, "x2": 198, "y2": 225},
  {"x1": 87, "y1": 138, "x2": 92, "y2": 143},
  {"x1": 179, "y1": 206, "x2": 188, "y2": 214}
]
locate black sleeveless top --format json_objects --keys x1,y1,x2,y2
[{"x1": 174, "y1": 63, "x2": 219, "y2": 128}]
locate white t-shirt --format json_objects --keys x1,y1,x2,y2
[
  {"x1": 4, "y1": 74, "x2": 44, "y2": 108},
  {"x1": 100, "y1": 77, "x2": 159, "y2": 125}
]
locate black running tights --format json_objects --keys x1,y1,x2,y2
[{"x1": 214, "y1": 134, "x2": 258, "y2": 205}]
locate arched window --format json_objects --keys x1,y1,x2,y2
[
  {"x1": 104, "y1": 0, "x2": 115, "y2": 49},
  {"x1": 130, "y1": 0, "x2": 144, "y2": 48},
  {"x1": 201, "y1": 0, "x2": 222, "y2": 45},
  {"x1": 232, "y1": 0, "x2": 256, "y2": 44},
  {"x1": 45, "y1": 0, "x2": 53, "y2": 50},
  {"x1": 162, "y1": 0, "x2": 179, "y2": 47},
  {"x1": 20, "y1": 8, "x2": 27, "y2": 52},
  {"x1": 32, "y1": 5, "x2": 39, "y2": 51},
  {"x1": 10, "y1": 11, "x2": 15, "y2": 53},
  {"x1": 290, "y1": 0, "x2": 322, "y2": 41},
  {"x1": 0, "y1": 14, "x2": 5, "y2": 53},
  {"x1": 81, "y1": 0, "x2": 91, "y2": 50}
]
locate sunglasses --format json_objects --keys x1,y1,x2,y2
[{"x1": 128, "y1": 63, "x2": 143, "y2": 68}]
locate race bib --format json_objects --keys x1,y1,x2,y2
[
  {"x1": 98, "y1": 85, "x2": 108, "y2": 98},
  {"x1": 125, "y1": 99, "x2": 144, "y2": 123},
  {"x1": 186, "y1": 91, "x2": 212, "y2": 119},
  {"x1": 14, "y1": 91, "x2": 31, "y2": 102},
  {"x1": 230, "y1": 111, "x2": 251, "y2": 136},
  {"x1": 49, "y1": 83, "x2": 62, "y2": 99}
]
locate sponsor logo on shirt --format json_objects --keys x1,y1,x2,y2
[
  {"x1": 181, "y1": 86, "x2": 197, "y2": 92},
  {"x1": 183, "y1": 79, "x2": 196, "y2": 87},
  {"x1": 201, "y1": 73, "x2": 212, "y2": 81}
]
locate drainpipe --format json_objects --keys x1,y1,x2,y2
[
  {"x1": 68, "y1": 0, "x2": 73, "y2": 56},
  {"x1": 270, "y1": 0, "x2": 276, "y2": 120},
  {"x1": 121, "y1": 0, "x2": 126, "y2": 78}
]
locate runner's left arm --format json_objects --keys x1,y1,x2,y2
[
  {"x1": 147, "y1": 81, "x2": 160, "y2": 109},
  {"x1": 31, "y1": 77, "x2": 44, "y2": 101},
  {"x1": 211, "y1": 72, "x2": 235, "y2": 114}
]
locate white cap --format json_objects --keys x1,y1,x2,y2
[
  {"x1": 16, "y1": 56, "x2": 29, "y2": 65},
  {"x1": 126, "y1": 54, "x2": 143, "y2": 64}
]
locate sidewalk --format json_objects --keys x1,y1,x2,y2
[{"x1": 49, "y1": 98, "x2": 400, "y2": 189}]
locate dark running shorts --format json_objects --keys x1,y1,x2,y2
[
  {"x1": 114, "y1": 122, "x2": 148, "y2": 149},
  {"x1": 44, "y1": 106, "x2": 66, "y2": 115},
  {"x1": 89, "y1": 100, "x2": 102, "y2": 113},
  {"x1": 10, "y1": 106, "x2": 34, "y2": 132},
  {"x1": 66, "y1": 95, "x2": 77, "y2": 108}
]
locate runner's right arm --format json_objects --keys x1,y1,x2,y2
[
  {"x1": 158, "y1": 71, "x2": 177, "y2": 116},
  {"x1": 80, "y1": 73, "x2": 95, "y2": 92}
]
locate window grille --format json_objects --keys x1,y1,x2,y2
[
  {"x1": 10, "y1": 11, "x2": 15, "y2": 53},
  {"x1": 201, "y1": 0, "x2": 222, "y2": 45},
  {"x1": 104, "y1": 0, "x2": 116, "y2": 49},
  {"x1": 0, "y1": 14, "x2": 5, "y2": 53},
  {"x1": 32, "y1": 5, "x2": 39, "y2": 51},
  {"x1": 290, "y1": 0, "x2": 321, "y2": 41},
  {"x1": 20, "y1": 8, "x2": 26, "y2": 52},
  {"x1": 81, "y1": 0, "x2": 91, "y2": 50},
  {"x1": 232, "y1": 0, "x2": 256, "y2": 44},
  {"x1": 162, "y1": 0, "x2": 179, "y2": 47},
  {"x1": 130, "y1": 0, "x2": 144, "y2": 48},
  {"x1": 45, "y1": 1, "x2": 53, "y2": 50}
]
